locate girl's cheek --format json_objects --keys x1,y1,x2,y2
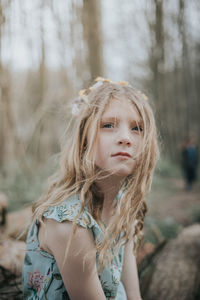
[{"x1": 133, "y1": 138, "x2": 142, "y2": 153}]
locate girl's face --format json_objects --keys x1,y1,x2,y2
[{"x1": 90, "y1": 98, "x2": 143, "y2": 178}]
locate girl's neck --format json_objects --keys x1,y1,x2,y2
[
  {"x1": 96, "y1": 174, "x2": 124, "y2": 224},
  {"x1": 97, "y1": 175, "x2": 123, "y2": 202}
]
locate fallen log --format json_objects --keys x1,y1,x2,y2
[
  {"x1": 5, "y1": 206, "x2": 32, "y2": 241},
  {"x1": 0, "y1": 265, "x2": 22, "y2": 300},
  {"x1": 0, "y1": 238, "x2": 26, "y2": 275},
  {"x1": 0, "y1": 238, "x2": 25, "y2": 299},
  {"x1": 139, "y1": 224, "x2": 200, "y2": 300}
]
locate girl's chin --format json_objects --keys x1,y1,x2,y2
[
  {"x1": 95, "y1": 165, "x2": 133, "y2": 178},
  {"x1": 109, "y1": 168, "x2": 133, "y2": 178}
]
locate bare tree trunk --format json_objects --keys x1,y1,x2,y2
[
  {"x1": 0, "y1": 0, "x2": 20, "y2": 165},
  {"x1": 194, "y1": 41, "x2": 200, "y2": 146},
  {"x1": 37, "y1": 2, "x2": 46, "y2": 161},
  {"x1": 0, "y1": 0, "x2": 4, "y2": 165},
  {"x1": 178, "y1": 0, "x2": 190, "y2": 135},
  {"x1": 82, "y1": 0, "x2": 103, "y2": 83},
  {"x1": 28, "y1": 1, "x2": 47, "y2": 162},
  {"x1": 147, "y1": 0, "x2": 176, "y2": 156}
]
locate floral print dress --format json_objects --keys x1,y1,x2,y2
[{"x1": 22, "y1": 194, "x2": 127, "y2": 299}]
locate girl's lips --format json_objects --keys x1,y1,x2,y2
[{"x1": 112, "y1": 152, "x2": 131, "y2": 158}]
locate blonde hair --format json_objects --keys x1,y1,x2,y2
[{"x1": 33, "y1": 80, "x2": 159, "y2": 271}]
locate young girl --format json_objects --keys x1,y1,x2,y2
[{"x1": 22, "y1": 77, "x2": 159, "y2": 300}]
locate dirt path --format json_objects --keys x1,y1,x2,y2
[{"x1": 148, "y1": 177, "x2": 200, "y2": 226}]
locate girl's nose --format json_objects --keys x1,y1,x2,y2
[
  {"x1": 117, "y1": 130, "x2": 132, "y2": 146},
  {"x1": 116, "y1": 125, "x2": 132, "y2": 146},
  {"x1": 117, "y1": 138, "x2": 131, "y2": 146}
]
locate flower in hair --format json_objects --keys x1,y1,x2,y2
[
  {"x1": 137, "y1": 90, "x2": 148, "y2": 100},
  {"x1": 72, "y1": 77, "x2": 148, "y2": 117},
  {"x1": 103, "y1": 78, "x2": 113, "y2": 83},
  {"x1": 72, "y1": 88, "x2": 89, "y2": 116},
  {"x1": 95, "y1": 76, "x2": 106, "y2": 82},
  {"x1": 72, "y1": 98, "x2": 83, "y2": 116},
  {"x1": 117, "y1": 81, "x2": 129, "y2": 86},
  {"x1": 94, "y1": 77, "x2": 113, "y2": 84},
  {"x1": 92, "y1": 81, "x2": 103, "y2": 89},
  {"x1": 141, "y1": 93, "x2": 148, "y2": 100},
  {"x1": 78, "y1": 89, "x2": 88, "y2": 102},
  {"x1": 79, "y1": 89, "x2": 86, "y2": 97}
]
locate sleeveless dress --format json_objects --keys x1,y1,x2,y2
[{"x1": 22, "y1": 194, "x2": 127, "y2": 299}]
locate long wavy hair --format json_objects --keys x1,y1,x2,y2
[{"x1": 32, "y1": 81, "x2": 159, "y2": 271}]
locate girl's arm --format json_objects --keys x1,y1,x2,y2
[
  {"x1": 43, "y1": 219, "x2": 106, "y2": 300},
  {"x1": 121, "y1": 238, "x2": 142, "y2": 300}
]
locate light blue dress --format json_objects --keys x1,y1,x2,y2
[{"x1": 22, "y1": 194, "x2": 127, "y2": 299}]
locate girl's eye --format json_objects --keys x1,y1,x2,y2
[
  {"x1": 102, "y1": 123, "x2": 114, "y2": 128},
  {"x1": 132, "y1": 125, "x2": 143, "y2": 132}
]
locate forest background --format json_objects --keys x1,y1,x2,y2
[{"x1": 0, "y1": 0, "x2": 199, "y2": 230}]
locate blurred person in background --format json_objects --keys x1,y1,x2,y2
[{"x1": 181, "y1": 133, "x2": 198, "y2": 190}]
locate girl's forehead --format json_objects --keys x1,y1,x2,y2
[{"x1": 101, "y1": 98, "x2": 141, "y2": 121}]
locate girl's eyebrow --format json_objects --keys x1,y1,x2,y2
[
  {"x1": 101, "y1": 117, "x2": 117, "y2": 122},
  {"x1": 101, "y1": 116, "x2": 142, "y2": 124}
]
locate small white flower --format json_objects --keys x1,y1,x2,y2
[
  {"x1": 72, "y1": 103, "x2": 80, "y2": 116},
  {"x1": 92, "y1": 81, "x2": 103, "y2": 89}
]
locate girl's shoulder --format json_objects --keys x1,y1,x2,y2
[{"x1": 43, "y1": 194, "x2": 98, "y2": 230}]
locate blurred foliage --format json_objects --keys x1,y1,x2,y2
[
  {"x1": 0, "y1": 157, "x2": 58, "y2": 212},
  {"x1": 155, "y1": 157, "x2": 181, "y2": 178},
  {"x1": 144, "y1": 158, "x2": 187, "y2": 244},
  {"x1": 148, "y1": 157, "x2": 180, "y2": 203},
  {"x1": 144, "y1": 216, "x2": 183, "y2": 245},
  {"x1": 189, "y1": 205, "x2": 200, "y2": 223}
]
